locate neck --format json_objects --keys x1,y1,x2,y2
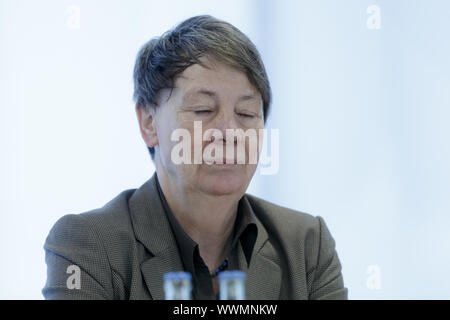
[{"x1": 156, "y1": 167, "x2": 241, "y2": 272}]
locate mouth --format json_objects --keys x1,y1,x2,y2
[{"x1": 209, "y1": 158, "x2": 241, "y2": 168}]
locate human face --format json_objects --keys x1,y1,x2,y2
[{"x1": 138, "y1": 56, "x2": 264, "y2": 197}]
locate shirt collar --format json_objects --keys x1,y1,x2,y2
[{"x1": 154, "y1": 173, "x2": 258, "y2": 269}]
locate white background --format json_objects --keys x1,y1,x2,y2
[{"x1": 1, "y1": 0, "x2": 449, "y2": 299}]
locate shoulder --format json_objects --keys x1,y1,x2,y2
[
  {"x1": 244, "y1": 194, "x2": 347, "y2": 300},
  {"x1": 44, "y1": 188, "x2": 138, "y2": 261},
  {"x1": 48, "y1": 189, "x2": 136, "y2": 236},
  {"x1": 78, "y1": 188, "x2": 136, "y2": 234},
  {"x1": 244, "y1": 193, "x2": 336, "y2": 267},
  {"x1": 244, "y1": 193, "x2": 321, "y2": 234},
  {"x1": 43, "y1": 188, "x2": 140, "y2": 299}
]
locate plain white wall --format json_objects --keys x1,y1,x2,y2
[{"x1": 1, "y1": 0, "x2": 450, "y2": 299}]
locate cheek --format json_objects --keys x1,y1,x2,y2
[
  {"x1": 168, "y1": 121, "x2": 199, "y2": 165},
  {"x1": 156, "y1": 117, "x2": 188, "y2": 163},
  {"x1": 158, "y1": 125, "x2": 176, "y2": 159},
  {"x1": 244, "y1": 129, "x2": 264, "y2": 164}
]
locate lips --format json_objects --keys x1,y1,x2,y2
[
  {"x1": 202, "y1": 154, "x2": 243, "y2": 166},
  {"x1": 213, "y1": 158, "x2": 237, "y2": 165}
]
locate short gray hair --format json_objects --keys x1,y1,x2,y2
[{"x1": 133, "y1": 15, "x2": 271, "y2": 160}]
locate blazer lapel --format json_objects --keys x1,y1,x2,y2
[
  {"x1": 129, "y1": 173, "x2": 282, "y2": 300},
  {"x1": 140, "y1": 247, "x2": 183, "y2": 300},
  {"x1": 239, "y1": 197, "x2": 282, "y2": 300},
  {"x1": 129, "y1": 172, "x2": 184, "y2": 300}
]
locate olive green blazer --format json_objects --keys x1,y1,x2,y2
[{"x1": 42, "y1": 173, "x2": 348, "y2": 300}]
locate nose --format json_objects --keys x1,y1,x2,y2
[{"x1": 212, "y1": 109, "x2": 240, "y2": 144}]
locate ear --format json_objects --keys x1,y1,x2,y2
[{"x1": 135, "y1": 104, "x2": 159, "y2": 148}]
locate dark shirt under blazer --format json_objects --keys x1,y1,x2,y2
[
  {"x1": 42, "y1": 172, "x2": 348, "y2": 299},
  {"x1": 155, "y1": 174, "x2": 257, "y2": 300}
]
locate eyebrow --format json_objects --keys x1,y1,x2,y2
[{"x1": 183, "y1": 88, "x2": 258, "y2": 103}]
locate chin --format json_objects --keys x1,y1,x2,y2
[{"x1": 198, "y1": 170, "x2": 248, "y2": 196}]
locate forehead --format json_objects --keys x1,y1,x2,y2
[{"x1": 173, "y1": 57, "x2": 260, "y2": 100}]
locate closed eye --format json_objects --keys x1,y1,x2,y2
[
  {"x1": 238, "y1": 113, "x2": 255, "y2": 118},
  {"x1": 194, "y1": 110, "x2": 213, "y2": 114}
]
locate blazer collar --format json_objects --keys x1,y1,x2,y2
[{"x1": 128, "y1": 172, "x2": 281, "y2": 300}]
